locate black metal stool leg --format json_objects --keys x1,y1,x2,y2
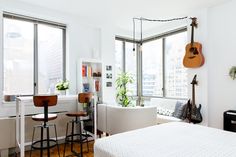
[
  {"x1": 63, "y1": 122, "x2": 69, "y2": 157},
  {"x1": 79, "y1": 121, "x2": 83, "y2": 157},
  {"x1": 40, "y1": 126, "x2": 44, "y2": 157},
  {"x1": 54, "y1": 124, "x2": 60, "y2": 157},
  {"x1": 71, "y1": 120, "x2": 74, "y2": 152},
  {"x1": 47, "y1": 126, "x2": 50, "y2": 157}
]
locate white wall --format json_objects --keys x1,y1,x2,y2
[
  {"x1": 207, "y1": 0, "x2": 236, "y2": 129},
  {"x1": 100, "y1": 23, "x2": 117, "y2": 105}
]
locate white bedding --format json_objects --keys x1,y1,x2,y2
[{"x1": 94, "y1": 122, "x2": 236, "y2": 157}]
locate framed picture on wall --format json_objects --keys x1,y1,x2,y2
[
  {"x1": 106, "y1": 82, "x2": 112, "y2": 87},
  {"x1": 106, "y1": 73, "x2": 112, "y2": 79},
  {"x1": 106, "y1": 65, "x2": 112, "y2": 71}
]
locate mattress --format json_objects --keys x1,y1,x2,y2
[{"x1": 94, "y1": 122, "x2": 236, "y2": 157}]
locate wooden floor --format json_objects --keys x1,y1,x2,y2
[{"x1": 20, "y1": 141, "x2": 94, "y2": 157}]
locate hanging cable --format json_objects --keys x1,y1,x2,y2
[
  {"x1": 140, "y1": 17, "x2": 143, "y2": 46},
  {"x1": 133, "y1": 18, "x2": 136, "y2": 51},
  {"x1": 132, "y1": 16, "x2": 188, "y2": 51},
  {"x1": 134, "y1": 16, "x2": 188, "y2": 22}
]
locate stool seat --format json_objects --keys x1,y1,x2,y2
[
  {"x1": 66, "y1": 111, "x2": 87, "y2": 117},
  {"x1": 32, "y1": 113, "x2": 57, "y2": 121}
]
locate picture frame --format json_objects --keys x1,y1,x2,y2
[
  {"x1": 106, "y1": 65, "x2": 112, "y2": 71},
  {"x1": 106, "y1": 82, "x2": 112, "y2": 87},
  {"x1": 106, "y1": 73, "x2": 112, "y2": 79}
]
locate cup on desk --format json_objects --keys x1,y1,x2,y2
[{"x1": 4, "y1": 95, "x2": 16, "y2": 102}]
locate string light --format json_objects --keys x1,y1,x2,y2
[{"x1": 132, "y1": 16, "x2": 188, "y2": 51}]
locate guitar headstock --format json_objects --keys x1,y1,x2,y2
[
  {"x1": 190, "y1": 17, "x2": 198, "y2": 28},
  {"x1": 191, "y1": 74, "x2": 198, "y2": 85}
]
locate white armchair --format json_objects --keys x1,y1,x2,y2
[{"x1": 97, "y1": 104, "x2": 157, "y2": 135}]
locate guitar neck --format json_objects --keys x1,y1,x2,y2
[
  {"x1": 192, "y1": 84, "x2": 195, "y2": 106},
  {"x1": 191, "y1": 24, "x2": 194, "y2": 44}
]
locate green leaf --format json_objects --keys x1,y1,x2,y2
[{"x1": 115, "y1": 72, "x2": 134, "y2": 107}]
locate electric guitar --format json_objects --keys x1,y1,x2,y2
[
  {"x1": 183, "y1": 17, "x2": 205, "y2": 68},
  {"x1": 187, "y1": 75, "x2": 202, "y2": 124}
]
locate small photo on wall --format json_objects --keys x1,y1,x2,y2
[
  {"x1": 106, "y1": 82, "x2": 112, "y2": 87},
  {"x1": 106, "y1": 73, "x2": 112, "y2": 79},
  {"x1": 106, "y1": 65, "x2": 112, "y2": 71}
]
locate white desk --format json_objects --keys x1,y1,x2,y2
[{"x1": 15, "y1": 95, "x2": 78, "y2": 157}]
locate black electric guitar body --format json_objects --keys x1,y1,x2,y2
[{"x1": 188, "y1": 75, "x2": 203, "y2": 124}]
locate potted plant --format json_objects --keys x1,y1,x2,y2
[
  {"x1": 55, "y1": 80, "x2": 69, "y2": 95},
  {"x1": 116, "y1": 72, "x2": 134, "y2": 107},
  {"x1": 229, "y1": 66, "x2": 236, "y2": 80}
]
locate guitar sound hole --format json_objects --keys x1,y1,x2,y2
[
  {"x1": 190, "y1": 47, "x2": 199, "y2": 55},
  {"x1": 188, "y1": 56, "x2": 196, "y2": 59}
]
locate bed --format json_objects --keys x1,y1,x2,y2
[{"x1": 94, "y1": 122, "x2": 236, "y2": 157}]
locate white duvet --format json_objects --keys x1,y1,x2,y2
[{"x1": 94, "y1": 122, "x2": 236, "y2": 157}]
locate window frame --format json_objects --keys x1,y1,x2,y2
[
  {"x1": 3, "y1": 12, "x2": 67, "y2": 96},
  {"x1": 115, "y1": 27, "x2": 188, "y2": 103}
]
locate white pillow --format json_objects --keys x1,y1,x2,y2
[{"x1": 157, "y1": 107, "x2": 174, "y2": 116}]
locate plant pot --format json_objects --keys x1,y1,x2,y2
[{"x1": 58, "y1": 90, "x2": 66, "y2": 95}]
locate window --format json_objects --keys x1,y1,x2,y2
[
  {"x1": 142, "y1": 31, "x2": 187, "y2": 98},
  {"x1": 165, "y1": 32, "x2": 187, "y2": 98},
  {"x1": 37, "y1": 24, "x2": 64, "y2": 94},
  {"x1": 115, "y1": 39, "x2": 137, "y2": 96},
  {"x1": 125, "y1": 42, "x2": 137, "y2": 95},
  {"x1": 115, "y1": 40, "x2": 123, "y2": 76},
  {"x1": 115, "y1": 28, "x2": 187, "y2": 101},
  {"x1": 142, "y1": 39, "x2": 163, "y2": 96},
  {"x1": 4, "y1": 18, "x2": 34, "y2": 95},
  {"x1": 3, "y1": 13, "x2": 66, "y2": 96}
]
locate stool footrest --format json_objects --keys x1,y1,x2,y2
[
  {"x1": 32, "y1": 139, "x2": 57, "y2": 150},
  {"x1": 65, "y1": 134, "x2": 87, "y2": 143}
]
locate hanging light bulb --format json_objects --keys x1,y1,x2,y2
[
  {"x1": 140, "y1": 43, "x2": 142, "y2": 53},
  {"x1": 139, "y1": 18, "x2": 143, "y2": 54}
]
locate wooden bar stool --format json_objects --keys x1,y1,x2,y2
[
  {"x1": 63, "y1": 93, "x2": 92, "y2": 157},
  {"x1": 30, "y1": 95, "x2": 60, "y2": 157}
]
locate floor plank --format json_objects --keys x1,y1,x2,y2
[{"x1": 22, "y1": 141, "x2": 94, "y2": 157}]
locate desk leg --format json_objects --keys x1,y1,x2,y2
[
  {"x1": 20, "y1": 101, "x2": 25, "y2": 157},
  {"x1": 16, "y1": 100, "x2": 19, "y2": 148}
]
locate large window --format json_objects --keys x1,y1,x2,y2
[
  {"x1": 3, "y1": 13, "x2": 66, "y2": 96},
  {"x1": 142, "y1": 31, "x2": 187, "y2": 98},
  {"x1": 142, "y1": 39, "x2": 163, "y2": 96},
  {"x1": 115, "y1": 29, "x2": 187, "y2": 100},
  {"x1": 165, "y1": 32, "x2": 188, "y2": 98},
  {"x1": 125, "y1": 42, "x2": 137, "y2": 95}
]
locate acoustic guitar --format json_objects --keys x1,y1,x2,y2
[
  {"x1": 187, "y1": 74, "x2": 202, "y2": 124},
  {"x1": 183, "y1": 17, "x2": 204, "y2": 68}
]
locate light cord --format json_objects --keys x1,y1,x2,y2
[{"x1": 132, "y1": 16, "x2": 188, "y2": 51}]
